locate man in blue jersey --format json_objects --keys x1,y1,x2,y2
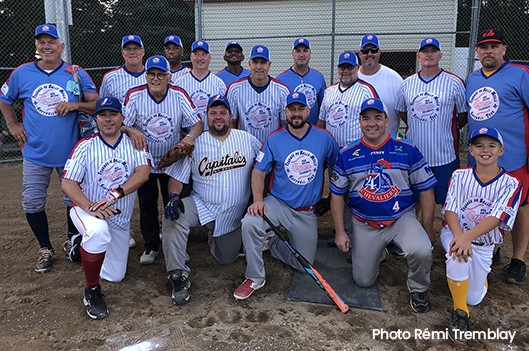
[
  {"x1": 233, "y1": 92, "x2": 339, "y2": 300},
  {"x1": 276, "y1": 38, "x2": 326, "y2": 125},
  {"x1": 0, "y1": 24, "x2": 98, "y2": 272},
  {"x1": 466, "y1": 29, "x2": 529, "y2": 285},
  {"x1": 216, "y1": 41, "x2": 251, "y2": 87},
  {"x1": 330, "y1": 98, "x2": 436, "y2": 313}
]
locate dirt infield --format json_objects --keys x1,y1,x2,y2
[{"x1": 1, "y1": 162, "x2": 528, "y2": 351}]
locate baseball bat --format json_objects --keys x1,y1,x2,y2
[{"x1": 262, "y1": 214, "x2": 349, "y2": 314}]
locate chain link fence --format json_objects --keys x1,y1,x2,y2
[{"x1": 0, "y1": 0, "x2": 527, "y2": 162}]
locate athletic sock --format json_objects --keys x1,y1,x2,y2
[
  {"x1": 66, "y1": 206, "x2": 79, "y2": 239},
  {"x1": 26, "y1": 210, "x2": 52, "y2": 249},
  {"x1": 447, "y1": 278, "x2": 469, "y2": 315},
  {"x1": 81, "y1": 246, "x2": 105, "y2": 288}
]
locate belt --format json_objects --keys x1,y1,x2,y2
[
  {"x1": 471, "y1": 241, "x2": 494, "y2": 246},
  {"x1": 294, "y1": 205, "x2": 316, "y2": 212}
]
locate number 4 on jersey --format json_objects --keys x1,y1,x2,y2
[{"x1": 392, "y1": 201, "x2": 400, "y2": 212}]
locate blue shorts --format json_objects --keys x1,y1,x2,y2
[{"x1": 413, "y1": 158, "x2": 460, "y2": 205}]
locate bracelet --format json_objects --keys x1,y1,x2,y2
[
  {"x1": 184, "y1": 134, "x2": 195, "y2": 141},
  {"x1": 116, "y1": 186, "x2": 125, "y2": 197}
]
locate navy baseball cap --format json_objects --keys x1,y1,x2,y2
[
  {"x1": 477, "y1": 29, "x2": 506, "y2": 46},
  {"x1": 360, "y1": 34, "x2": 379, "y2": 48},
  {"x1": 207, "y1": 95, "x2": 231, "y2": 110},
  {"x1": 250, "y1": 45, "x2": 270, "y2": 61},
  {"x1": 122, "y1": 35, "x2": 143, "y2": 48},
  {"x1": 146, "y1": 55, "x2": 170, "y2": 72},
  {"x1": 164, "y1": 35, "x2": 183, "y2": 47},
  {"x1": 192, "y1": 40, "x2": 210, "y2": 53},
  {"x1": 419, "y1": 37, "x2": 441, "y2": 51},
  {"x1": 293, "y1": 38, "x2": 310, "y2": 49},
  {"x1": 286, "y1": 92, "x2": 309, "y2": 107},
  {"x1": 468, "y1": 127, "x2": 504, "y2": 146},
  {"x1": 96, "y1": 97, "x2": 122, "y2": 114},
  {"x1": 360, "y1": 98, "x2": 387, "y2": 115},
  {"x1": 226, "y1": 41, "x2": 243, "y2": 51},
  {"x1": 338, "y1": 51, "x2": 358, "y2": 67},
  {"x1": 35, "y1": 24, "x2": 60, "y2": 39}
]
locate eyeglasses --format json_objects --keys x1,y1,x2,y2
[
  {"x1": 146, "y1": 72, "x2": 168, "y2": 80},
  {"x1": 123, "y1": 47, "x2": 142, "y2": 52},
  {"x1": 360, "y1": 48, "x2": 380, "y2": 54}
]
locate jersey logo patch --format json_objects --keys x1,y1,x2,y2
[
  {"x1": 198, "y1": 151, "x2": 247, "y2": 177},
  {"x1": 410, "y1": 91, "x2": 440, "y2": 122},
  {"x1": 358, "y1": 158, "x2": 400, "y2": 202},
  {"x1": 284, "y1": 149, "x2": 318, "y2": 185},
  {"x1": 468, "y1": 86, "x2": 500, "y2": 121},
  {"x1": 32, "y1": 83, "x2": 69, "y2": 116},
  {"x1": 460, "y1": 196, "x2": 492, "y2": 231},
  {"x1": 245, "y1": 102, "x2": 273, "y2": 131},
  {"x1": 327, "y1": 101, "x2": 349, "y2": 128},
  {"x1": 190, "y1": 89, "x2": 211, "y2": 116},
  {"x1": 143, "y1": 112, "x2": 175, "y2": 143},
  {"x1": 294, "y1": 83, "x2": 317, "y2": 108},
  {"x1": 97, "y1": 157, "x2": 131, "y2": 192}
]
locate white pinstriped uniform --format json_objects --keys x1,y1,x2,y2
[
  {"x1": 63, "y1": 133, "x2": 151, "y2": 230},
  {"x1": 227, "y1": 77, "x2": 290, "y2": 143},
  {"x1": 170, "y1": 67, "x2": 191, "y2": 85},
  {"x1": 164, "y1": 129, "x2": 261, "y2": 237},
  {"x1": 318, "y1": 80, "x2": 378, "y2": 147},
  {"x1": 99, "y1": 66, "x2": 146, "y2": 104},
  {"x1": 175, "y1": 72, "x2": 226, "y2": 128},
  {"x1": 396, "y1": 70, "x2": 467, "y2": 167},
  {"x1": 122, "y1": 84, "x2": 200, "y2": 172}
]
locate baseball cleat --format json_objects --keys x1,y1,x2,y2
[
  {"x1": 35, "y1": 248, "x2": 55, "y2": 273},
  {"x1": 233, "y1": 278, "x2": 265, "y2": 300},
  {"x1": 83, "y1": 285, "x2": 109, "y2": 320},
  {"x1": 168, "y1": 270, "x2": 191, "y2": 305}
]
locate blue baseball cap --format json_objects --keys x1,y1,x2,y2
[
  {"x1": 207, "y1": 95, "x2": 231, "y2": 110},
  {"x1": 192, "y1": 40, "x2": 210, "y2": 53},
  {"x1": 146, "y1": 55, "x2": 170, "y2": 72},
  {"x1": 250, "y1": 45, "x2": 270, "y2": 61},
  {"x1": 360, "y1": 98, "x2": 387, "y2": 115},
  {"x1": 419, "y1": 37, "x2": 441, "y2": 51},
  {"x1": 164, "y1": 35, "x2": 183, "y2": 47},
  {"x1": 293, "y1": 38, "x2": 310, "y2": 49},
  {"x1": 35, "y1": 24, "x2": 60, "y2": 39},
  {"x1": 96, "y1": 97, "x2": 122, "y2": 114},
  {"x1": 122, "y1": 35, "x2": 143, "y2": 48},
  {"x1": 468, "y1": 127, "x2": 504, "y2": 146},
  {"x1": 226, "y1": 41, "x2": 243, "y2": 51},
  {"x1": 360, "y1": 34, "x2": 379, "y2": 48},
  {"x1": 338, "y1": 51, "x2": 358, "y2": 67},
  {"x1": 286, "y1": 92, "x2": 309, "y2": 107}
]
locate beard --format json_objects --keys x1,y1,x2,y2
[
  {"x1": 208, "y1": 123, "x2": 229, "y2": 136},
  {"x1": 288, "y1": 117, "x2": 307, "y2": 129}
]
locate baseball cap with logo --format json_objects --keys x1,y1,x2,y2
[
  {"x1": 419, "y1": 37, "x2": 441, "y2": 51},
  {"x1": 207, "y1": 95, "x2": 231, "y2": 110},
  {"x1": 360, "y1": 98, "x2": 388, "y2": 115},
  {"x1": 338, "y1": 51, "x2": 358, "y2": 67},
  {"x1": 226, "y1": 41, "x2": 243, "y2": 51},
  {"x1": 122, "y1": 35, "x2": 144, "y2": 48},
  {"x1": 192, "y1": 40, "x2": 210, "y2": 53},
  {"x1": 476, "y1": 29, "x2": 506, "y2": 46},
  {"x1": 293, "y1": 38, "x2": 311, "y2": 49},
  {"x1": 96, "y1": 97, "x2": 122, "y2": 114},
  {"x1": 146, "y1": 55, "x2": 170, "y2": 72},
  {"x1": 360, "y1": 34, "x2": 379, "y2": 48},
  {"x1": 250, "y1": 45, "x2": 270, "y2": 61},
  {"x1": 286, "y1": 92, "x2": 309, "y2": 107},
  {"x1": 164, "y1": 35, "x2": 183, "y2": 47},
  {"x1": 468, "y1": 127, "x2": 504, "y2": 146},
  {"x1": 35, "y1": 24, "x2": 61, "y2": 39}
]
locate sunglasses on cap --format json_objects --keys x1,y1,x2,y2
[{"x1": 360, "y1": 48, "x2": 380, "y2": 54}]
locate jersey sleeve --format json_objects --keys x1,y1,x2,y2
[
  {"x1": 254, "y1": 138, "x2": 274, "y2": 172},
  {"x1": 408, "y1": 145, "x2": 437, "y2": 191},
  {"x1": 279, "y1": 87, "x2": 288, "y2": 121},
  {"x1": 318, "y1": 89, "x2": 329, "y2": 121},
  {"x1": 492, "y1": 177, "x2": 522, "y2": 231},
  {"x1": 217, "y1": 79, "x2": 227, "y2": 96},
  {"x1": 164, "y1": 157, "x2": 192, "y2": 184},
  {"x1": 453, "y1": 77, "x2": 468, "y2": 114},
  {"x1": 249, "y1": 134, "x2": 263, "y2": 158},
  {"x1": 519, "y1": 67, "x2": 529, "y2": 108},
  {"x1": 325, "y1": 133, "x2": 340, "y2": 170},
  {"x1": 122, "y1": 92, "x2": 138, "y2": 127},
  {"x1": 329, "y1": 151, "x2": 349, "y2": 195},
  {"x1": 395, "y1": 81, "x2": 407, "y2": 113},
  {"x1": 99, "y1": 73, "x2": 111, "y2": 98},
  {"x1": 227, "y1": 85, "x2": 239, "y2": 120},
  {"x1": 180, "y1": 90, "x2": 201, "y2": 128},
  {"x1": 0, "y1": 68, "x2": 21, "y2": 104},
  {"x1": 62, "y1": 140, "x2": 90, "y2": 182},
  {"x1": 78, "y1": 68, "x2": 97, "y2": 93},
  {"x1": 441, "y1": 171, "x2": 460, "y2": 215}
]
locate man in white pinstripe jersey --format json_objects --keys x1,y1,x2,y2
[
  {"x1": 396, "y1": 38, "x2": 467, "y2": 242},
  {"x1": 161, "y1": 95, "x2": 261, "y2": 306}
]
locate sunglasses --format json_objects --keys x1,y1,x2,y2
[{"x1": 360, "y1": 48, "x2": 380, "y2": 54}]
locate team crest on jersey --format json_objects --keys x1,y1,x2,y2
[
  {"x1": 460, "y1": 196, "x2": 493, "y2": 231},
  {"x1": 32, "y1": 83, "x2": 68, "y2": 116},
  {"x1": 284, "y1": 149, "x2": 318, "y2": 185},
  {"x1": 468, "y1": 86, "x2": 500, "y2": 121},
  {"x1": 327, "y1": 101, "x2": 349, "y2": 128},
  {"x1": 410, "y1": 91, "x2": 440, "y2": 122},
  {"x1": 190, "y1": 90, "x2": 210, "y2": 113},
  {"x1": 97, "y1": 157, "x2": 131, "y2": 192},
  {"x1": 245, "y1": 102, "x2": 273, "y2": 130},
  {"x1": 198, "y1": 151, "x2": 247, "y2": 177},
  {"x1": 358, "y1": 159, "x2": 400, "y2": 202},
  {"x1": 294, "y1": 84, "x2": 317, "y2": 108},
  {"x1": 143, "y1": 113, "x2": 174, "y2": 143}
]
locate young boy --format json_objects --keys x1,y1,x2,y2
[{"x1": 441, "y1": 127, "x2": 522, "y2": 346}]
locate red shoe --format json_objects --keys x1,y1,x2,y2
[{"x1": 233, "y1": 278, "x2": 265, "y2": 300}]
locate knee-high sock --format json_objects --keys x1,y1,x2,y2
[
  {"x1": 447, "y1": 278, "x2": 469, "y2": 315},
  {"x1": 26, "y1": 210, "x2": 51, "y2": 249},
  {"x1": 81, "y1": 246, "x2": 105, "y2": 288},
  {"x1": 66, "y1": 206, "x2": 79, "y2": 237}
]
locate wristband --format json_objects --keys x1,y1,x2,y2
[
  {"x1": 184, "y1": 134, "x2": 195, "y2": 141},
  {"x1": 116, "y1": 186, "x2": 125, "y2": 197}
]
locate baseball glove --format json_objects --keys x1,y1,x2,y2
[{"x1": 158, "y1": 140, "x2": 195, "y2": 169}]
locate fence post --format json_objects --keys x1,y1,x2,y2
[
  {"x1": 195, "y1": 0, "x2": 203, "y2": 40},
  {"x1": 466, "y1": 0, "x2": 481, "y2": 77},
  {"x1": 330, "y1": 0, "x2": 336, "y2": 83}
]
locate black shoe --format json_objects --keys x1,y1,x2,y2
[
  {"x1": 168, "y1": 270, "x2": 191, "y2": 305},
  {"x1": 64, "y1": 233, "x2": 82, "y2": 262},
  {"x1": 449, "y1": 309, "x2": 470, "y2": 346},
  {"x1": 387, "y1": 241, "x2": 405, "y2": 256},
  {"x1": 410, "y1": 290, "x2": 430, "y2": 313},
  {"x1": 505, "y1": 258, "x2": 526, "y2": 285},
  {"x1": 83, "y1": 285, "x2": 109, "y2": 319}
]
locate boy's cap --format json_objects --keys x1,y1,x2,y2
[
  {"x1": 468, "y1": 127, "x2": 504, "y2": 145},
  {"x1": 96, "y1": 97, "x2": 122, "y2": 114}
]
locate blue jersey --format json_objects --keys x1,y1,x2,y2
[
  {"x1": 256, "y1": 125, "x2": 339, "y2": 208},
  {"x1": 0, "y1": 61, "x2": 96, "y2": 167},
  {"x1": 330, "y1": 134, "x2": 437, "y2": 228},
  {"x1": 216, "y1": 67, "x2": 251, "y2": 87},
  {"x1": 276, "y1": 67, "x2": 326, "y2": 125},
  {"x1": 466, "y1": 61, "x2": 529, "y2": 171}
]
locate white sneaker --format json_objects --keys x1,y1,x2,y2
[
  {"x1": 140, "y1": 249, "x2": 159, "y2": 265},
  {"x1": 129, "y1": 237, "x2": 137, "y2": 248}
]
